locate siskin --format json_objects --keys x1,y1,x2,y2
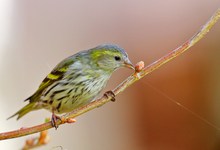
[{"x1": 8, "y1": 44, "x2": 134, "y2": 128}]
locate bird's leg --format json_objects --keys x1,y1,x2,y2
[
  {"x1": 51, "y1": 109, "x2": 76, "y2": 129},
  {"x1": 104, "y1": 90, "x2": 116, "y2": 102},
  {"x1": 51, "y1": 108, "x2": 62, "y2": 130},
  {"x1": 51, "y1": 113, "x2": 59, "y2": 130}
]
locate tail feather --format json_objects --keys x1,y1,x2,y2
[{"x1": 7, "y1": 102, "x2": 35, "y2": 120}]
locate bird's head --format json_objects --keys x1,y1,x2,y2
[{"x1": 89, "y1": 44, "x2": 134, "y2": 73}]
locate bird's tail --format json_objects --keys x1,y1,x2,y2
[{"x1": 7, "y1": 102, "x2": 35, "y2": 120}]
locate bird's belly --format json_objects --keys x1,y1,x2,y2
[
  {"x1": 56, "y1": 87, "x2": 101, "y2": 113},
  {"x1": 41, "y1": 76, "x2": 108, "y2": 114}
]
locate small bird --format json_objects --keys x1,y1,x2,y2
[{"x1": 8, "y1": 44, "x2": 134, "y2": 128}]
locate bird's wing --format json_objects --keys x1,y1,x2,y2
[{"x1": 26, "y1": 56, "x2": 75, "y2": 102}]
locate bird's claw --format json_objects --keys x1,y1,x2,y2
[
  {"x1": 51, "y1": 114, "x2": 76, "y2": 129},
  {"x1": 51, "y1": 114, "x2": 62, "y2": 130},
  {"x1": 104, "y1": 91, "x2": 116, "y2": 102}
]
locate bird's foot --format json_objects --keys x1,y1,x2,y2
[
  {"x1": 104, "y1": 90, "x2": 116, "y2": 102},
  {"x1": 51, "y1": 114, "x2": 76, "y2": 129},
  {"x1": 51, "y1": 114, "x2": 63, "y2": 130}
]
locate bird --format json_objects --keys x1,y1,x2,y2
[{"x1": 8, "y1": 44, "x2": 134, "y2": 128}]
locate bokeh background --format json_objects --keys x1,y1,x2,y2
[{"x1": 0, "y1": 0, "x2": 220, "y2": 150}]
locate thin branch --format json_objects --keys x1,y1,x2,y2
[
  {"x1": 0, "y1": 9, "x2": 219, "y2": 141},
  {"x1": 21, "y1": 130, "x2": 49, "y2": 150},
  {"x1": 21, "y1": 118, "x2": 50, "y2": 150}
]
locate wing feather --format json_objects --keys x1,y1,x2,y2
[{"x1": 27, "y1": 56, "x2": 75, "y2": 102}]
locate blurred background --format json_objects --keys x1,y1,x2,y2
[{"x1": 0, "y1": 0, "x2": 220, "y2": 150}]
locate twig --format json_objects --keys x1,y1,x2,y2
[
  {"x1": 22, "y1": 130, "x2": 49, "y2": 150},
  {"x1": 0, "y1": 9, "x2": 219, "y2": 141},
  {"x1": 21, "y1": 119, "x2": 50, "y2": 150}
]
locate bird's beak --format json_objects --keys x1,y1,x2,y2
[{"x1": 124, "y1": 59, "x2": 135, "y2": 70}]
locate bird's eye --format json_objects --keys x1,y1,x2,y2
[{"x1": 114, "y1": 56, "x2": 121, "y2": 61}]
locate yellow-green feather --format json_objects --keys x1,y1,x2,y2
[
  {"x1": 47, "y1": 73, "x2": 60, "y2": 80},
  {"x1": 7, "y1": 102, "x2": 35, "y2": 120}
]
